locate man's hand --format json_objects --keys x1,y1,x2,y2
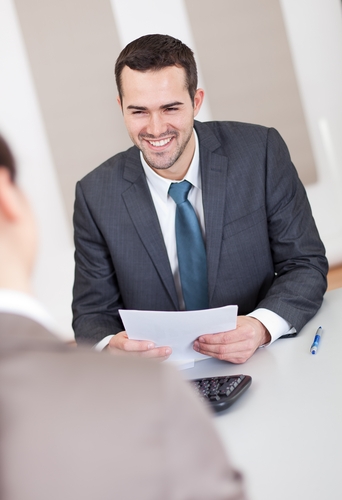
[
  {"x1": 193, "y1": 316, "x2": 271, "y2": 364},
  {"x1": 107, "y1": 331, "x2": 172, "y2": 361}
]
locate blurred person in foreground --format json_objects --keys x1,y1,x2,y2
[{"x1": 0, "y1": 134, "x2": 246, "y2": 499}]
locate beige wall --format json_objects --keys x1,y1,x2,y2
[
  {"x1": 185, "y1": 0, "x2": 317, "y2": 186},
  {"x1": 14, "y1": 0, "x2": 131, "y2": 224}
]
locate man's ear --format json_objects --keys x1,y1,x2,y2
[
  {"x1": 193, "y1": 88, "x2": 205, "y2": 118},
  {"x1": 117, "y1": 96, "x2": 123, "y2": 112},
  {"x1": 0, "y1": 168, "x2": 21, "y2": 221}
]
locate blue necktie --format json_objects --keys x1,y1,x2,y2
[{"x1": 168, "y1": 181, "x2": 209, "y2": 310}]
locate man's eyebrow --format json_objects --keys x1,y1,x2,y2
[
  {"x1": 160, "y1": 101, "x2": 184, "y2": 109},
  {"x1": 126, "y1": 101, "x2": 184, "y2": 111},
  {"x1": 126, "y1": 105, "x2": 147, "y2": 111}
]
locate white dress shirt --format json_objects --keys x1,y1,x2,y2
[{"x1": 96, "y1": 129, "x2": 294, "y2": 350}]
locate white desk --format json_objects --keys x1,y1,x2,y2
[{"x1": 183, "y1": 288, "x2": 342, "y2": 500}]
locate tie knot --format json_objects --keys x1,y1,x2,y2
[{"x1": 168, "y1": 180, "x2": 192, "y2": 205}]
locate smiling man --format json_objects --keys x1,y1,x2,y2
[
  {"x1": 119, "y1": 65, "x2": 202, "y2": 179},
  {"x1": 72, "y1": 34, "x2": 328, "y2": 363}
]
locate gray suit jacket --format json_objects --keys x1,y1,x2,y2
[
  {"x1": 73, "y1": 120, "x2": 328, "y2": 344},
  {"x1": 0, "y1": 312, "x2": 246, "y2": 500}
]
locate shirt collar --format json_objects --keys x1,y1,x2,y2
[
  {"x1": 140, "y1": 129, "x2": 201, "y2": 200},
  {"x1": 0, "y1": 289, "x2": 59, "y2": 334}
]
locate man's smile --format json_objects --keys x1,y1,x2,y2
[{"x1": 147, "y1": 137, "x2": 172, "y2": 147}]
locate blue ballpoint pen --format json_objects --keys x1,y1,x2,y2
[{"x1": 310, "y1": 326, "x2": 323, "y2": 354}]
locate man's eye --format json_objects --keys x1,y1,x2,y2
[{"x1": 165, "y1": 107, "x2": 178, "y2": 112}]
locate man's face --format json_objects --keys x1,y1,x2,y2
[{"x1": 118, "y1": 65, "x2": 204, "y2": 180}]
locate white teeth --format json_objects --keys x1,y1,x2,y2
[{"x1": 149, "y1": 137, "x2": 172, "y2": 147}]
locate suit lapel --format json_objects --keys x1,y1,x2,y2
[
  {"x1": 122, "y1": 151, "x2": 179, "y2": 309},
  {"x1": 195, "y1": 122, "x2": 228, "y2": 305}
]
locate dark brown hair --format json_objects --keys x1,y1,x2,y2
[
  {"x1": 115, "y1": 34, "x2": 198, "y2": 104},
  {"x1": 0, "y1": 134, "x2": 16, "y2": 181}
]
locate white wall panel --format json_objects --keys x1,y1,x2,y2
[{"x1": 280, "y1": 0, "x2": 342, "y2": 265}]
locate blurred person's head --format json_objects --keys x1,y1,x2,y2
[
  {"x1": 0, "y1": 134, "x2": 37, "y2": 292},
  {"x1": 115, "y1": 34, "x2": 198, "y2": 105}
]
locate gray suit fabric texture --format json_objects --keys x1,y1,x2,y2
[
  {"x1": 72, "y1": 120, "x2": 328, "y2": 345},
  {"x1": 0, "y1": 312, "x2": 246, "y2": 500}
]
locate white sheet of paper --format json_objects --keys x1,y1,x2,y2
[{"x1": 119, "y1": 305, "x2": 238, "y2": 368}]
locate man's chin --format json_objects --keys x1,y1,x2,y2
[{"x1": 142, "y1": 153, "x2": 175, "y2": 171}]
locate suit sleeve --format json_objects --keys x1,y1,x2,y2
[
  {"x1": 163, "y1": 365, "x2": 247, "y2": 500},
  {"x1": 72, "y1": 181, "x2": 124, "y2": 344},
  {"x1": 257, "y1": 127, "x2": 328, "y2": 331}
]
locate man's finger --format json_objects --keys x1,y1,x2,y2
[
  {"x1": 137, "y1": 346, "x2": 172, "y2": 360},
  {"x1": 194, "y1": 342, "x2": 253, "y2": 364},
  {"x1": 197, "y1": 330, "x2": 237, "y2": 345},
  {"x1": 194, "y1": 339, "x2": 248, "y2": 355},
  {"x1": 108, "y1": 332, "x2": 155, "y2": 352},
  {"x1": 122, "y1": 339, "x2": 156, "y2": 352}
]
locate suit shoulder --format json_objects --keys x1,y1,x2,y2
[
  {"x1": 77, "y1": 145, "x2": 138, "y2": 187},
  {"x1": 202, "y1": 120, "x2": 269, "y2": 140},
  {"x1": 195, "y1": 120, "x2": 285, "y2": 157}
]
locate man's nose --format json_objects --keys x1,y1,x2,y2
[{"x1": 146, "y1": 113, "x2": 166, "y2": 138}]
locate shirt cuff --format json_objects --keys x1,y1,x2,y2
[
  {"x1": 247, "y1": 308, "x2": 296, "y2": 345},
  {"x1": 93, "y1": 335, "x2": 114, "y2": 351}
]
